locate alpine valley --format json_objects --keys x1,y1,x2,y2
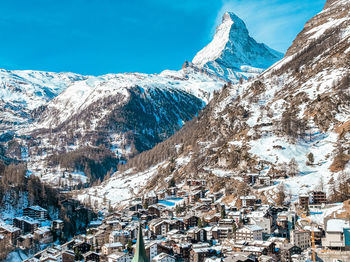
[
  {"x1": 0, "y1": 11, "x2": 282, "y2": 188},
  {"x1": 1, "y1": 0, "x2": 350, "y2": 260},
  {"x1": 77, "y1": 0, "x2": 350, "y2": 209}
]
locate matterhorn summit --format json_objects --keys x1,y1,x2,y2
[{"x1": 192, "y1": 12, "x2": 283, "y2": 82}]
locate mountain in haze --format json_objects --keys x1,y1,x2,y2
[
  {"x1": 0, "y1": 12, "x2": 284, "y2": 187},
  {"x1": 192, "y1": 12, "x2": 283, "y2": 82},
  {"x1": 79, "y1": 0, "x2": 350, "y2": 209}
]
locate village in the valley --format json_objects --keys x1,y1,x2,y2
[{"x1": 1, "y1": 177, "x2": 350, "y2": 262}]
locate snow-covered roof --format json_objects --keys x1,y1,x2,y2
[
  {"x1": 192, "y1": 243, "x2": 210, "y2": 248},
  {"x1": 28, "y1": 205, "x2": 47, "y2": 212},
  {"x1": 192, "y1": 248, "x2": 211, "y2": 253},
  {"x1": 303, "y1": 226, "x2": 321, "y2": 232},
  {"x1": 103, "y1": 242, "x2": 123, "y2": 248},
  {"x1": 240, "y1": 196, "x2": 256, "y2": 200},
  {"x1": 153, "y1": 252, "x2": 175, "y2": 261},
  {"x1": 174, "y1": 242, "x2": 191, "y2": 248},
  {"x1": 247, "y1": 211, "x2": 266, "y2": 218},
  {"x1": 220, "y1": 218, "x2": 234, "y2": 222},
  {"x1": 145, "y1": 191, "x2": 157, "y2": 198},
  {"x1": 110, "y1": 230, "x2": 130, "y2": 236},
  {"x1": 34, "y1": 226, "x2": 51, "y2": 234},
  {"x1": 227, "y1": 211, "x2": 241, "y2": 216},
  {"x1": 0, "y1": 223, "x2": 20, "y2": 233},
  {"x1": 327, "y1": 219, "x2": 350, "y2": 232},
  {"x1": 244, "y1": 225, "x2": 263, "y2": 232},
  {"x1": 242, "y1": 246, "x2": 265, "y2": 252},
  {"x1": 15, "y1": 216, "x2": 39, "y2": 225},
  {"x1": 249, "y1": 240, "x2": 272, "y2": 247},
  {"x1": 108, "y1": 252, "x2": 129, "y2": 259}
]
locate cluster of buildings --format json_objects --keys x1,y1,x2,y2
[
  {"x1": 0, "y1": 206, "x2": 64, "y2": 251},
  {"x1": 0, "y1": 198, "x2": 96, "y2": 259},
  {"x1": 3, "y1": 180, "x2": 350, "y2": 261}
]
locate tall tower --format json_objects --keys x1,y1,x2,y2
[{"x1": 132, "y1": 223, "x2": 149, "y2": 262}]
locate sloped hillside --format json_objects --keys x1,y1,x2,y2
[
  {"x1": 0, "y1": 69, "x2": 85, "y2": 133},
  {"x1": 13, "y1": 68, "x2": 224, "y2": 186},
  {"x1": 0, "y1": 12, "x2": 283, "y2": 188},
  {"x1": 79, "y1": 0, "x2": 350, "y2": 208}
]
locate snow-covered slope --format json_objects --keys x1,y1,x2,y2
[
  {"x1": 28, "y1": 67, "x2": 224, "y2": 131},
  {"x1": 0, "y1": 66, "x2": 223, "y2": 137},
  {"x1": 0, "y1": 69, "x2": 85, "y2": 133},
  {"x1": 1, "y1": 11, "x2": 286, "y2": 189},
  {"x1": 81, "y1": 0, "x2": 350, "y2": 208},
  {"x1": 8, "y1": 67, "x2": 224, "y2": 187},
  {"x1": 192, "y1": 12, "x2": 283, "y2": 82}
]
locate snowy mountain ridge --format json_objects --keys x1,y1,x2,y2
[
  {"x1": 26, "y1": 67, "x2": 224, "y2": 131},
  {"x1": 0, "y1": 69, "x2": 86, "y2": 132},
  {"x1": 192, "y1": 12, "x2": 284, "y2": 82},
  {"x1": 0, "y1": 12, "x2": 282, "y2": 136},
  {"x1": 0, "y1": 12, "x2": 285, "y2": 189},
  {"x1": 9, "y1": 67, "x2": 225, "y2": 187}
]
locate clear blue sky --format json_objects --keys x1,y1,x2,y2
[{"x1": 0, "y1": 0, "x2": 325, "y2": 76}]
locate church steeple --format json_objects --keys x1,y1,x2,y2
[{"x1": 132, "y1": 223, "x2": 149, "y2": 262}]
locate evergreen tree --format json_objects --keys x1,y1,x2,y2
[
  {"x1": 127, "y1": 239, "x2": 133, "y2": 253},
  {"x1": 41, "y1": 183, "x2": 47, "y2": 201},
  {"x1": 197, "y1": 218, "x2": 203, "y2": 228},
  {"x1": 168, "y1": 177, "x2": 176, "y2": 188},
  {"x1": 108, "y1": 201, "x2": 113, "y2": 213},
  {"x1": 288, "y1": 158, "x2": 299, "y2": 177},
  {"x1": 276, "y1": 183, "x2": 286, "y2": 206},
  {"x1": 74, "y1": 248, "x2": 81, "y2": 260},
  {"x1": 232, "y1": 222, "x2": 237, "y2": 233},
  {"x1": 307, "y1": 152, "x2": 315, "y2": 164},
  {"x1": 220, "y1": 206, "x2": 226, "y2": 219}
]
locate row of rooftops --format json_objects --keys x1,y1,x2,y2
[
  {"x1": 14, "y1": 216, "x2": 40, "y2": 225},
  {"x1": 19, "y1": 198, "x2": 321, "y2": 262},
  {"x1": 26, "y1": 205, "x2": 48, "y2": 212}
]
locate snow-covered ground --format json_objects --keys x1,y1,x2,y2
[
  {"x1": 308, "y1": 203, "x2": 344, "y2": 225},
  {"x1": 0, "y1": 69, "x2": 86, "y2": 132},
  {"x1": 23, "y1": 67, "x2": 225, "y2": 132},
  {"x1": 5, "y1": 250, "x2": 29, "y2": 262},
  {"x1": 77, "y1": 163, "x2": 164, "y2": 208}
]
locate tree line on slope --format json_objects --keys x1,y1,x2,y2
[
  {"x1": 0, "y1": 160, "x2": 96, "y2": 240},
  {"x1": 116, "y1": 86, "x2": 227, "y2": 173},
  {"x1": 47, "y1": 146, "x2": 119, "y2": 185}
]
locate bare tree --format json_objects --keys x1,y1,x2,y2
[{"x1": 288, "y1": 158, "x2": 299, "y2": 177}]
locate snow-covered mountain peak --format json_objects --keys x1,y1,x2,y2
[
  {"x1": 192, "y1": 12, "x2": 247, "y2": 68},
  {"x1": 192, "y1": 12, "x2": 283, "y2": 82},
  {"x1": 223, "y1": 12, "x2": 249, "y2": 34},
  {"x1": 80, "y1": 0, "x2": 350, "y2": 208}
]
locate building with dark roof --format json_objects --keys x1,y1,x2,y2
[{"x1": 23, "y1": 206, "x2": 48, "y2": 220}]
